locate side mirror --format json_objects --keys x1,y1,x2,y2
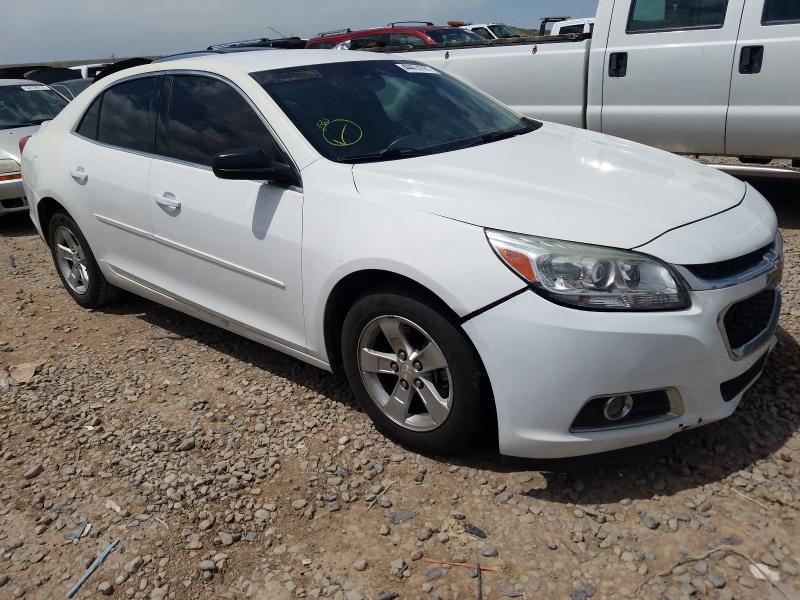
[{"x1": 212, "y1": 147, "x2": 296, "y2": 186}]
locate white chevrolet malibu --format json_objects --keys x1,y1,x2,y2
[{"x1": 21, "y1": 51, "x2": 783, "y2": 458}]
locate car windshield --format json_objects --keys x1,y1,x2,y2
[
  {"x1": 253, "y1": 60, "x2": 538, "y2": 163},
  {"x1": 427, "y1": 28, "x2": 484, "y2": 44},
  {"x1": 0, "y1": 84, "x2": 68, "y2": 129},
  {"x1": 488, "y1": 24, "x2": 520, "y2": 38}
]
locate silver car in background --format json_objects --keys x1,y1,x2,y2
[{"x1": 0, "y1": 79, "x2": 68, "y2": 217}]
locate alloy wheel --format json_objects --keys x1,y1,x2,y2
[
  {"x1": 53, "y1": 226, "x2": 90, "y2": 294},
  {"x1": 357, "y1": 315, "x2": 453, "y2": 432}
]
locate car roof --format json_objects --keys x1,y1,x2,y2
[{"x1": 110, "y1": 49, "x2": 392, "y2": 81}]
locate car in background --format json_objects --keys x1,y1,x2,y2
[
  {"x1": 305, "y1": 22, "x2": 483, "y2": 49},
  {"x1": 208, "y1": 37, "x2": 308, "y2": 50},
  {"x1": 70, "y1": 63, "x2": 107, "y2": 79},
  {"x1": 1, "y1": 79, "x2": 68, "y2": 217},
  {"x1": 50, "y1": 78, "x2": 93, "y2": 101},
  {"x1": 455, "y1": 22, "x2": 522, "y2": 40},
  {"x1": 549, "y1": 18, "x2": 594, "y2": 36}
]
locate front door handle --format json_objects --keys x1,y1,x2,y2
[
  {"x1": 739, "y1": 45, "x2": 764, "y2": 74},
  {"x1": 154, "y1": 192, "x2": 181, "y2": 210},
  {"x1": 69, "y1": 168, "x2": 88, "y2": 185},
  {"x1": 608, "y1": 52, "x2": 628, "y2": 78}
]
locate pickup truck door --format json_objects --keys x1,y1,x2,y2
[
  {"x1": 726, "y1": 0, "x2": 800, "y2": 159},
  {"x1": 601, "y1": 0, "x2": 745, "y2": 154}
]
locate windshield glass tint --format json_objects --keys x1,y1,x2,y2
[
  {"x1": 427, "y1": 28, "x2": 483, "y2": 43},
  {"x1": 0, "y1": 85, "x2": 68, "y2": 129},
  {"x1": 254, "y1": 60, "x2": 534, "y2": 163},
  {"x1": 488, "y1": 24, "x2": 520, "y2": 37}
]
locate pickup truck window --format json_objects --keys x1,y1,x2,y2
[
  {"x1": 763, "y1": 0, "x2": 800, "y2": 25},
  {"x1": 627, "y1": 0, "x2": 729, "y2": 33},
  {"x1": 253, "y1": 60, "x2": 538, "y2": 163}
]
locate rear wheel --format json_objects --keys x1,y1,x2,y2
[
  {"x1": 341, "y1": 291, "x2": 489, "y2": 455},
  {"x1": 48, "y1": 212, "x2": 120, "y2": 308}
]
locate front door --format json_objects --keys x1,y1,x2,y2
[
  {"x1": 602, "y1": 0, "x2": 745, "y2": 154},
  {"x1": 726, "y1": 0, "x2": 800, "y2": 158},
  {"x1": 147, "y1": 74, "x2": 306, "y2": 350}
]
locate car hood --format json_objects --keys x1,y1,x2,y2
[
  {"x1": 352, "y1": 123, "x2": 745, "y2": 249},
  {"x1": 0, "y1": 125, "x2": 41, "y2": 162}
]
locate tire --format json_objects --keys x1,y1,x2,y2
[
  {"x1": 341, "y1": 290, "x2": 489, "y2": 455},
  {"x1": 48, "y1": 211, "x2": 121, "y2": 308}
]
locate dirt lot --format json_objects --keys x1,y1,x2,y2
[{"x1": 1, "y1": 178, "x2": 799, "y2": 600}]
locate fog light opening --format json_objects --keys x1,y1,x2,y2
[{"x1": 603, "y1": 395, "x2": 634, "y2": 421}]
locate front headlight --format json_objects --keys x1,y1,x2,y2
[
  {"x1": 0, "y1": 158, "x2": 21, "y2": 180},
  {"x1": 487, "y1": 230, "x2": 689, "y2": 311}
]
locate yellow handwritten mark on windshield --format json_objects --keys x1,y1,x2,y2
[{"x1": 317, "y1": 118, "x2": 363, "y2": 147}]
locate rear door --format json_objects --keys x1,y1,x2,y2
[
  {"x1": 602, "y1": 0, "x2": 745, "y2": 154},
  {"x1": 726, "y1": 0, "x2": 800, "y2": 158},
  {"x1": 147, "y1": 73, "x2": 306, "y2": 350},
  {"x1": 63, "y1": 75, "x2": 160, "y2": 281}
]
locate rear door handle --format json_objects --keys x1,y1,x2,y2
[
  {"x1": 69, "y1": 168, "x2": 88, "y2": 184},
  {"x1": 608, "y1": 52, "x2": 628, "y2": 78},
  {"x1": 739, "y1": 45, "x2": 764, "y2": 74},
  {"x1": 154, "y1": 192, "x2": 181, "y2": 210}
]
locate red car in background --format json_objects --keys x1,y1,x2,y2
[{"x1": 305, "y1": 21, "x2": 484, "y2": 49}]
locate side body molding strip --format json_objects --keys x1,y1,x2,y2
[{"x1": 94, "y1": 213, "x2": 285, "y2": 289}]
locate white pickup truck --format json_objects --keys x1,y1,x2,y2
[{"x1": 385, "y1": 0, "x2": 800, "y2": 168}]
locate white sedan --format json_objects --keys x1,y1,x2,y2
[{"x1": 21, "y1": 50, "x2": 782, "y2": 458}]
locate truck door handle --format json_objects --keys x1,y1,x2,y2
[
  {"x1": 608, "y1": 52, "x2": 628, "y2": 78},
  {"x1": 154, "y1": 192, "x2": 181, "y2": 211},
  {"x1": 739, "y1": 45, "x2": 764, "y2": 74},
  {"x1": 69, "y1": 168, "x2": 88, "y2": 185}
]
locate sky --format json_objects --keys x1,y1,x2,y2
[{"x1": 5, "y1": 0, "x2": 599, "y2": 65}]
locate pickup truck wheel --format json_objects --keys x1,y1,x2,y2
[
  {"x1": 341, "y1": 291, "x2": 487, "y2": 455},
  {"x1": 48, "y1": 212, "x2": 121, "y2": 308}
]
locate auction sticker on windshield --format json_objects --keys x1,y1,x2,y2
[
  {"x1": 21, "y1": 85, "x2": 50, "y2": 91},
  {"x1": 396, "y1": 63, "x2": 438, "y2": 74}
]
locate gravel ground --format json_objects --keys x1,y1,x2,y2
[{"x1": 1, "y1": 178, "x2": 799, "y2": 600}]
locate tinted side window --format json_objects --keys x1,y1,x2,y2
[
  {"x1": 389, "y1": 33, "x2": 428, "y2": 46},
  {"x1": 559, "y1": 24, "x2": 586, "y2": 34},
  {"x1": 473, "y1": 27, "x2": 494, "y2": 39},
  {"x1": 76, "y1": 95, "x2": 101, "y2": 139},
  {"x1": 164, "y1": 75, "x2": 275, "y2": 167},
  {"x1": 627, "y1": 0, "x2": 729, "y2": 33},
  {"x1": 763, "y1": 0, "x2": 800, "y2": 25},
  {"x1": 97, "y1": 77, "x2": 158, "y2": 152}
]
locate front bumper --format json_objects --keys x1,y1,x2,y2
[
  {"x1": 464, "y1": 272, "x2": 779, "y2": 459},
  {"x1": 0, "y1": 178, "x2": 27, "y2": 216}
]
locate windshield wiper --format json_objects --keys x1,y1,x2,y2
[{"x1": 336, "y1": 147, "x2": 428, "y2": 164}]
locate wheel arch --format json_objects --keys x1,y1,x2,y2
[
  {"x1": 36, "y1": 196, "x2": 69, "y2": 245},
  {"x1": 324, "y1": 268, "x2": 499, "y2": 449}
]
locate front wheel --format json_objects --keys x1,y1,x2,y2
[
  {"x1": 341, "y1": 291, "x2": 489, "y2": 455},
  {"x1": 48, "y1": 212, "x2": 120, "y2": 308}
]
